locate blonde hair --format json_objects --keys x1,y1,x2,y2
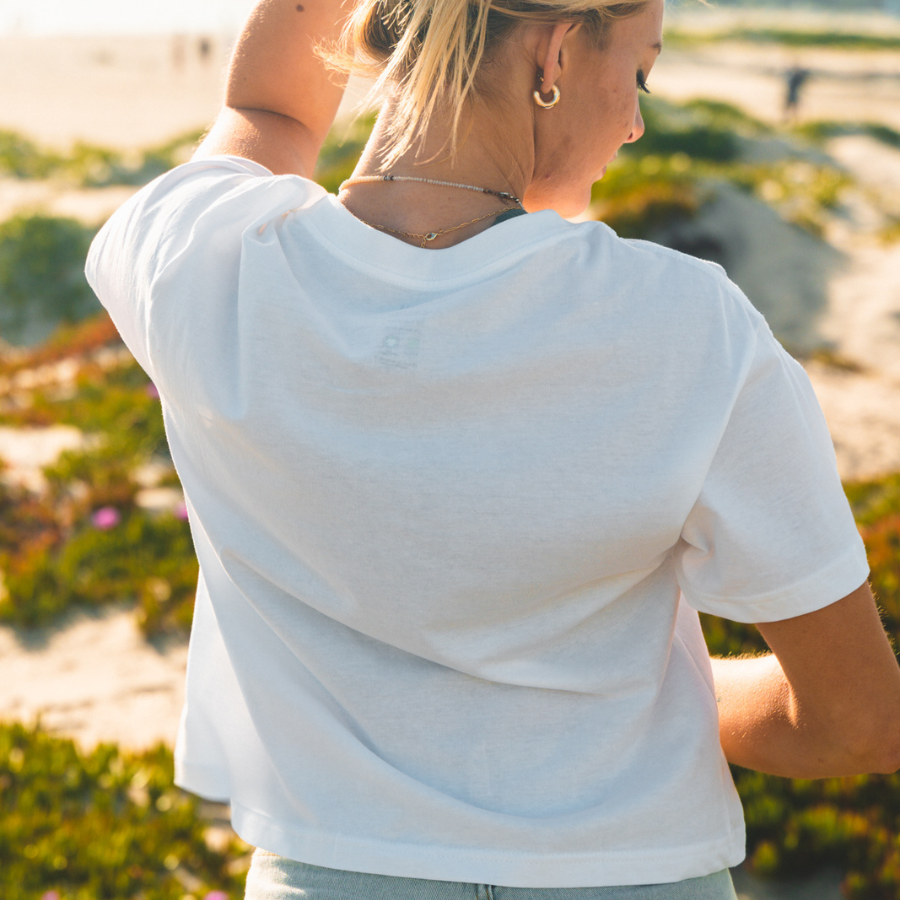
[{"x1": 323, "y1": 0, "x2": 651, "y2": 164}]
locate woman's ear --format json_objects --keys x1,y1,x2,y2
[{"x1": 538, "y1": 21, "x2": 582, "y2": 95}]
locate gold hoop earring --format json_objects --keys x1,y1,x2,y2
[{"x1": 533, "y1": 85, "x2": 561, "y2": 109}]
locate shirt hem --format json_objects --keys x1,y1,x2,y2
[{"x1": 229, "y1": 799, "x2": 747, "y2": 889}]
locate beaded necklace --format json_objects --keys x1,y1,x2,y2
[
  {"x1": 338, "y1": 173, "x2": 525, "y2": 248},
  {"x1": 339, "y1": 173, "x2": 523, "y2": 206}
]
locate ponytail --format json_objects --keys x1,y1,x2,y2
[{"x1": 321, "y1": 0, "x2": 651, "y2": 164}]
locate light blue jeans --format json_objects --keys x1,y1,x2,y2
[{"x1": 244, "y1": 851, "x2": 739, "y2": 899}]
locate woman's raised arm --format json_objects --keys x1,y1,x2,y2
[
  {"x1": 712, "y1": 581, "x2": 900, "y2": 778},
  {"x1": 194, "y1": 0, "x2": 351, "y2": 178}
]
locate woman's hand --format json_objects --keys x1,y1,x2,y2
[
  {"x1": 712, "y1": 581, "x2": 900, "y2": 778},
  {"x1": 194, "y1": 0, "x2": 352, "y2": 178}
]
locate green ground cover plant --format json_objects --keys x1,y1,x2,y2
[
  {"x1": 718, "y1": 159, "x2": 849, "y2": 237},
  {"x1": 313, "y1": 111, "x2": 378, "y2": 194},
  {"x1": 0, "y1": 314, "x2": 121, "y2": 378},
  {"x1": 665, "y1": 26, "x2": 900, "y2": 51},
  {"x1": 0, "y1": 720, "x2": 247, "y2": 900},
  {"x1": 632, "y1": 99, "x2": 742, "y2": 162},
  {"x1": 0, "y1": 214, "x2": 100, "y2": 346},
  {"x1": 680, "y1": 99, "x2": 774, "y2": 139},
  {"x1": 846, "y1": 473, "x2": 900, "y2": 528},
  {"x1": 590, "y1": 97, "x2": 850, "y2": 238},
  {"x1": 589, "y1": 98, "x2": 737, "y2": 236},
  {"x1": 590, "y1": 153, "x2": 703, "y2": 238},
  {"x1": 1, "y1": 486, "x2": 199, "y2": 635},
  {"x1": 0, "y1": 131, "x2": 62, "y2": 180},
  {"x1": 701, "y1": 473, "x2": 900, "y2": 898},
  {"x1": 0, "y1": 129, "x2": 204, "y2": 187},
  {"x1": 796, "y1": 121, "x2": 900, "y2": 151},
  {"x1": 0, "y1": 315, "x2": 197, "y2": 636}
]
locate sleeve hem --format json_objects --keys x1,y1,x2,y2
[{"x1": 685, "y1": 536, "x2": 870, "y2": 623}]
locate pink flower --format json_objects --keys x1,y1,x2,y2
[
  {"x1": 91, "y1": 507, "x2": 121, "y2": 530},
  {"x1": 174, "y1": 502, "x2": 189, "y2": 521},
  {"x1": 41, "y1": 892, "x2": 61, "y2": 900},
  {"x1": 204, "y1": 893, "x2": 229, "y2": 900},
  {"x1": 146, "y1": 382, "x2": 160, "y2": 400}
]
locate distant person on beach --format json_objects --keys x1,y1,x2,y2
[
  {"x1": 784, "y1": 64, "x2": 811, "y2": 123},
  {"x1": 87, "y1": 0, "x2": 900, "y2": 897},
  {"x1": 198, "y1": 37, "x2": 212, "y2": 63}
]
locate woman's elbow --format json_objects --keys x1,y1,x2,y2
[
  {"x1": 867, "y1": 731, "x2": 900, "y2": 775},
  {"x1": 838, "y1": 715, "x2": 900, "y2": 776}
]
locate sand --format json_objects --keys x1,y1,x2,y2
[
  {"x1": 652, "y1": 42, "x2": 900, "y2": 131},
  {"x1": 0, "y1": 35, "x2": 228, "y2": 152},
  {"x1": 0, "y1": 606, "x2": 187, "y2": 751},
  {"x1": 0, "y1": 424, "x2": 83, "y2": 491},
  {"x1": 0, "y1": 33, "x2": 371, "y2": 153}
]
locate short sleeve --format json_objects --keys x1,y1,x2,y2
[
  {"x1": 675, "y1": 322, "x2": 869, "y2": 623},
  {"x1": 84, "y1": 156, "x2": 308, "y2": 382}
]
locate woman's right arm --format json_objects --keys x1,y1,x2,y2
[
  {"x1": 711, "y1": 581, "x2": 900, "y2": 778},
  {"x1": 195, "y1": 0, "x2": 351, "y2": 179}
]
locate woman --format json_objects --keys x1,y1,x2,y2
[{"x1": 86, "y1": 0, "x2": 900, "y2": 897}]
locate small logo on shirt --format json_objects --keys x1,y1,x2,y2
[{"x1": 376, "y1": 321, "x2": 424, "y2": 370}]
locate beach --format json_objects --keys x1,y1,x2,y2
[{"x1": 1, "y1": 16, "x2": 899, "y2": 899}]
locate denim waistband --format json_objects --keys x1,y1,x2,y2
[{"x1": 244, "y1": 851, "x2": 739, "y2": 900}]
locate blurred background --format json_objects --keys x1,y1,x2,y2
[{"x1": 1, "y1": 1, "x2": 900, "y2": 899}]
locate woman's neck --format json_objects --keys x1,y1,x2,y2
[{"x1": 338, "y1": 99, "x2": 533, "y2": 248}]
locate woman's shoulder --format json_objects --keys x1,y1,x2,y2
[
  {"x1": 88, "y1": 156, "x2": 326, "y2": 296},
  {"x1": 562, "y1": 218, "x2": 763, "y2": 331},
  {"x1": 570, "y1": 217, "x2": 729, "y2": 283},
  {"x1": 85, "y1": 157, "x2": 326, "y2": 378},
  {"x1": 117, "y1": 156, "x2": 326, "y2": 234}
]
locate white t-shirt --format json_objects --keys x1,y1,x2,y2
[{"x1": 86, "y1": 156, "x2": 869, "y2": 889}]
